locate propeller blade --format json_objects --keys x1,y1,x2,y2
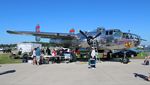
[
  {"x1": 79, "y1": 30, "x2": 88, "y2": 39},
  {"x1": 140, "y1": 39, "x2": 147, "y2": 41},
  {"x1": 94, "y1": 32, "x2": 101, "y2": 38}
]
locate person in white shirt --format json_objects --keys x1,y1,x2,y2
[
  {"x1": 88, "y1": 47, "x2": 96, "y2": 69},
  {"x1": 91, "y1": 47, "x2": 96, "y2": 58}
]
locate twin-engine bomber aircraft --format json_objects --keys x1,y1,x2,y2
[{"x1": 7, "y1": 24, "x2": 145, "y2": 63}]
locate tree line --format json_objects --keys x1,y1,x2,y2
[{"x1": 0, "y1": 44, "x2": 17, "y2": 48}]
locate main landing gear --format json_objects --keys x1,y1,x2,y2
[{"x1": 122, "y1": 51, "x2": 129, "y2": 64}]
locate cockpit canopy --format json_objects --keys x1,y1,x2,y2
[
  {"x1": 103, "y1": 29, "x2": 122, "y2": 39},
  {"x1": 105, "y1": 29, "x2": 121, "y2": 35}
]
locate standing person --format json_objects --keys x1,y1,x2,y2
[
  {"x1": 46, "y1": 47, "x2": 51, "y2": 55},
  {"x1": 52, "y1": 49, "x2": 57, "y2": 56},
  {"x1": 41, "y1": 48, "x2": 45, "y2": 55},
  {"x1": 89, "y1": 47, "x2": 96, "y2": 69},
  {"x1": 32, "y1": 48, "x2": 37, "y2": 65},
  {"x1": 148, "y1": 75, "x2": 150, "y2": 81},
  {"x1": 75, "y1": 48, "x2": 80, "y2": 59},
  {"x1": 143, "y1": 56, "x2": 149, "y2": 65},
  {"x1": 147, "y1": 56, "x2": 150, "y2": 81},
  {"x1": 52, "y1": 49, "x2": 58, "y2": 63},
  {"x1": 36, "y1": 47, "x2": 41, "y2": 65},
  {"x1": 40, "y1": 48, "x2": 45, "y2": 64}
]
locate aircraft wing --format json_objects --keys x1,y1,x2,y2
[{"x1": 7, "y1": 30, "x2": 76, "y2": 39}]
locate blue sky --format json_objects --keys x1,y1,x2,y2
[{"x1": 0, "y1": 0, "x2": 150, "y2": 45}]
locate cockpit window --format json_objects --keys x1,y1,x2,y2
[
  {"x1": 113, "y1": 31, "x2": 122, "y2": 37},
  {"x1": 123, "y1": 33, "x2": 129, "y2": 39},
  {"x1": 105, "y1": 30, "x2": 113, "y2": 35},
  {"x1": 106, "y1": 29, "x2": 122, "y2": 36}
]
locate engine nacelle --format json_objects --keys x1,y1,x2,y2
[{"x1": 35, "y1": 36, "x2": 41, "y2": 42}]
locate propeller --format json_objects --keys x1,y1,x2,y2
[
  {"x1": 137, "y1": 38, "x2": 147, "y2": 46},
  {"x1": 79, "y1": 30, "x2": 101, "y2": 45},
  {"x1": 140, "y1": 39, "x2": 147, "y2": 41},
  {"x1": 79, "y1": 30, "x2": 88, "y2": 39},
  {"x1": 134, "y1": 36, "x2": 146, "y2": 46},
  {"x1": 94, "y1": 31, "x2": 102, "y2": 38}
]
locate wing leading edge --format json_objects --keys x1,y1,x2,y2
[{"x1": 7, "y1": 30, "x2": 76, "y2": 39}]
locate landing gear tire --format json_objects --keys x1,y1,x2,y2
[
  {"x1": 22, "y1": 54, "x2": 28, "y2": 63},
  {"x1": 122, "y1": 57, "x2": 129, "y2": 64}
]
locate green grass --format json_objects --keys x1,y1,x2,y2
[
  {"x1": 131, "y1": 52, "x2": 147, "y2": 59},
  {"x1": 0, "y1": 54, "x2": 22, "y2": 64}
]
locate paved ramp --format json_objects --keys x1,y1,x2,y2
[{"x1": 0, "y1": 59, "x2": 150, "y2": 85}]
